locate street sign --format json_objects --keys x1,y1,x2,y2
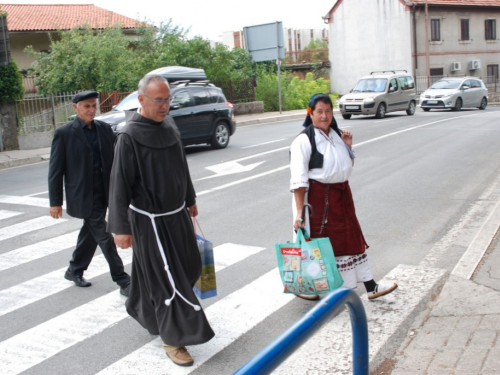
[{"x1": 243, "y1": 21, "x2": 285, "y2": 62}]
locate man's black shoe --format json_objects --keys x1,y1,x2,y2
[
  {"x1": 120, "y1": 283, "x2": 130, "y2": 297},
  {"x1": 64, "y1": 269, "x2": 92, "y2": 287}
]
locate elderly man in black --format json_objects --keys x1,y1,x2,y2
[{"x1": 48, "y1": 91, "x2": 130, "y2": 296}]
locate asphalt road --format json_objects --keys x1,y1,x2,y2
[{"x1": 1, "y1": 107, "x2": 500, "y2": 374}]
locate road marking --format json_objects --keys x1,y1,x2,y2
[
  {"x1": 0, "y1": 243, "x2": 264, "y2": 318},
  {"x1": 0, "y1": 244, "x2": 269, "y2": 375},
  {"x1": 242, "y1": 139, "x2": 287, "y2": 148},
  {"x1": 0, "y1": 290, "x2": 129, "y2": 375},
  {"x1": 0, "y1": 231, "x2": 79, "y2": 272},
  {"x1": 25, "y1": 191, "x2": 48, "y2": 197},
  {"x1": 197, "y1": 165, "x2": 289, "y2": 196},
  {"x1": 97, "y1": 269, "x2": 294, "y2": 375},
  {"x1": 214, "y1": 243, "x2": 265, "y2": 272},
  {"x1": 196, "y1": 115, "x2": 480, "y2": 197},
  {"x1": 0, "y1": 195, "x2": 65, "y2": 209},
  {"x1": 196, "y1": 161, "x2": 265, "y2": 181},
  {"x1": 0, "y1": 250, "x2": 133, "y2": 317},
  {"x1": 0, "y1": 210, "x2": 22, "y2": 221},
  {"x1": 0, "y1": 216, "x2": 66, "y2": 242}
]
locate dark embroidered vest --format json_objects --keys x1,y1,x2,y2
[{"x1": 300, "y1": 119, "x2": 342, "y2": 170}]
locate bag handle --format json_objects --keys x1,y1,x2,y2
[{"x1": 193, "y1": 217, "x2": 206, "y2": 239}]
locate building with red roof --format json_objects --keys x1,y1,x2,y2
[{"x1": 0, "y1": 4, "x2": 151, "y2": 70}]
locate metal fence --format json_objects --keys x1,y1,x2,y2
[
  {"x1": 212, "y1": 78, "x2": 256, "y2": 103},
  {"x1": 15, "y1": 92, "x2": 80, "y2": 135}
]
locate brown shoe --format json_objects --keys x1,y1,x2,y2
[
  {"x1": 368, "y1": 283, "x2": 398, "y2": 300},
  {"x1": 296, "y1": 294, "x2": 320, "y2": 301},
  {"x1": 163, "y1": 344, "x2": 194, "y2": 367}
]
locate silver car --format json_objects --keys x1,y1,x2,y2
[{"x1": 419, "y1": 77, "x2": 488, "y2": 111}]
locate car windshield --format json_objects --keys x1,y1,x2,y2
[
  {"x1": 429, "y1": 80, "x2": 462, "y2": 90},
  {"x1": 352, "y1": 78, "x2": 387, "y2": 92},
  {"x1": 114, "y1": 91, "x2": 140, "y2": 111}
]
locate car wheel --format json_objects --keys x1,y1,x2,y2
[
  {"x1": 406, "y1": 101, "x2": 416, "y2": 116},
  {"x1": 342, "y1": 114, "x2": 352, "y2": 120},
  {"x1": 375, "y1": 103, "x2": 386, "y2": 119},
  {"x1": 422, "y1": 108, "x2": 431, "y2": 112},
  {"x1": 210, "y1": 121, "x2": 230, "y2": 149},
  {"x1": 479, "y1": 97, "x2": 487, "y2": 110},
  {"x1": 452, "y1": 97, "x2": 462, "y2": 111}
]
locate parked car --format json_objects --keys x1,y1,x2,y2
[
  {"x1": 339, "y1": 70, "x2": 417, "y2": 119},
  {"x1": 96, "y1": 81, "x2": 236, "y2": 149},
  {"x1": 419, "y1": 77, "x2": 488, "y2": 111}
]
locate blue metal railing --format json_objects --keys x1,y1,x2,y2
[{"x1": 233, "y1": 287, "x2": 369, "y2": 375}]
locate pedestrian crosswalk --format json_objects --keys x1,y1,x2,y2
[
  {"x1": 1, "y1": 195, "x2": 290, "y2": 374},
  {"x1": 0, "y1": 193, "x2": 430, "y2": 375}
]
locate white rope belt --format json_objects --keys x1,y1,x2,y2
[{"x1": 129, "y1": 203, "x2": 201, "y2": 311}]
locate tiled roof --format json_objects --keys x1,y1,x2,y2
[
  {"x1": 411, "y1": 0, "x2": 500, "y2": 6},
  {"x1": 0, "y1": 4, "x2": 150, "y2": 32}
]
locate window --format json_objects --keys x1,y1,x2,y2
[
  {"x1": 470, "y1": 80, "x2": 482, "y2": 88},
  {"x1": 487, "y1": 64, "x2": 499, "y2": 84},
  {"x1": 461, "y1": 19, "x2": 470, "y2": 40},
  {"x1": 461, "y1": 79, "x2": 472, "y2": 89},
  {"x1": 431, "y1": 19, "x2": 441, "y2": 41},
  {"x1": 191, "y1": 88, "x2": 210, "y2": 105},
  {"x1": 398, "y1": 76, "x2": 415, "y2": 91},
  {"x1": 388, "y1": 78, "x2": 399, "y2": 92},
  {"x1": 208, "y1": 88, "x2": 225, "y2": 104},
  {"x1": 430, "y1": 68, "x2": 444, "y2": 85},
  {"x1": 171, "y1": 91, "x2": 193, "y2": 108},
  {"x1": 485, "y1": 19, "x2": 497, "y2": 40}
]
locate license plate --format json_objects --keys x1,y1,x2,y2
[
  {"x1": 427, "y1": 100, "x2": 438, "y2": 104},
  {"x1": 345, "y1": 105, "x2": 360, "y2": 110}
]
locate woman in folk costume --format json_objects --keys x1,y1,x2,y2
[{"x1": 289, "y1": 93, "x2": 398, "y2": 301}]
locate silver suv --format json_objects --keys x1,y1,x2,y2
[{"x1": 339, "y1": 70, "x2": 417, "y2": 119}]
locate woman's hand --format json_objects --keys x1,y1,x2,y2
[
  {"x1": 294, "y1": 213, "x2": 305, "y2": 231},
  {"x1": 341, "y1": 130, "x2": 353, "y2": 149}
]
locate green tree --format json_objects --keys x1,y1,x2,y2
[
  {"x1": 26, "y1": 24, "x2": 138, "y2": 94},
  {"x1": 0, "y1": 59, "x2": 25, "y2": 101},
  {"x1": 26, "y1": 21, "x2": 256, "y2": 95},
  {"x1": 255, "y1": 71, "x2": 337, "y2": 112}
]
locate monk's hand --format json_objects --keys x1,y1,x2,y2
[
  {"x1": 341, "y1": 130, "x2": 353, "y2": 149},
  {"x1": 50, "y1": 206, "x2": 63, "y2": 219},
  {"x1": 114, "y1": 234, "x2": 133, "y2": 249},
  {"x1": 187, "y1": 204, "x2": 198, "y2": 218}
]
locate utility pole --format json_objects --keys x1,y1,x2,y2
[{"x1": 425, "y1": 0, "x2": 430, "y2": 87}]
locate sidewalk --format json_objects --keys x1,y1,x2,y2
[{"x1": 386, "y1": 201, "x2": 500, "y2": 375}]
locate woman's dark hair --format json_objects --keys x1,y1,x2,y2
[
  {"x1": 309, "y1": 93, "x2": 333, "y2": 112},
  {"x1": 301, "y1": 93, "x2": 340, "y2": 136}
]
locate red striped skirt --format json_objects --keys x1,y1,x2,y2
[{"x1": 308, "y1": 180, "x2": 368, "y2": 256}]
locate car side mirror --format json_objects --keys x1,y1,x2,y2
[
  {"x1": 462, "y1": 86, "x2": 469, "y2": 90},
  {"x1": 389, "y1": 86, "x2": 396, "y2": 93},
  {"x1": 170, "y1": 103, "x2": 181, "y2": 110}
]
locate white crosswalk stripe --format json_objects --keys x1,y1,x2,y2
[
  {"x1": 0, "y1": 216, "x2": 66, "y2": 242},
  {"x1": 97, "y1": 269, "x2": 294, "y2": 374},
  {"x1": 0, "y1": 210, "x2": 23, "y2": 221},
  {"x1": 0, "y1": 231, "x2": 78, "y2": 272},
  {"x1": 0, "y1": 195, "x2": 63, "y2": 209}
]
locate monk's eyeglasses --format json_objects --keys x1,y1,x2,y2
[{"x1": 140, "y1": 92, "x2": 172, "y2": 106}]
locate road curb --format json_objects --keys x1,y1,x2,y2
[{"x1": 0, "y1": 156, "x2": 46, "y2": 170}]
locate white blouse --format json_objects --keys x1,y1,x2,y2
[{"x1": 290, "y1": 127, "x2": 353, "y2": 191}]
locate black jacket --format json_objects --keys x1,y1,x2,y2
[{"x1": 48, "y1": 117, "x2": 114, "y2": 219}]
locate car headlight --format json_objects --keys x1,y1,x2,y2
[
  {"x1": 364, "y1": 97, "x2": 375, "y2": 103},
  {"x1": 339, "y1": 96, "x2": 346, "y2": 103}
]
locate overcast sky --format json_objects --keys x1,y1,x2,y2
[{"x1": 5, "y1": 0, "x2": 331, "y2": 41}]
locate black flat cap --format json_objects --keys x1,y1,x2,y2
[{"x1": 72, "y1": 91, "x2": 99, "y2": 103}]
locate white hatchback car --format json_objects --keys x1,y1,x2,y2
[{"x1": 419, "y1": 77, "x2": 488, "y2": 111}]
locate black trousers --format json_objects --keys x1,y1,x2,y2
[{"x1": 68, "y1": 172, "x2": 130, "y2": 287}]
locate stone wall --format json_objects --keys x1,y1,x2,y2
[
  {"x1": 0, "y1": 102, "x2": 20, "y2": 151},
  {"x1": 18, "y1": 130, "x2": 54, "y2": 150},
  {"x1": 233, "y1": 101, "x2": 264, "y2": 115}
]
